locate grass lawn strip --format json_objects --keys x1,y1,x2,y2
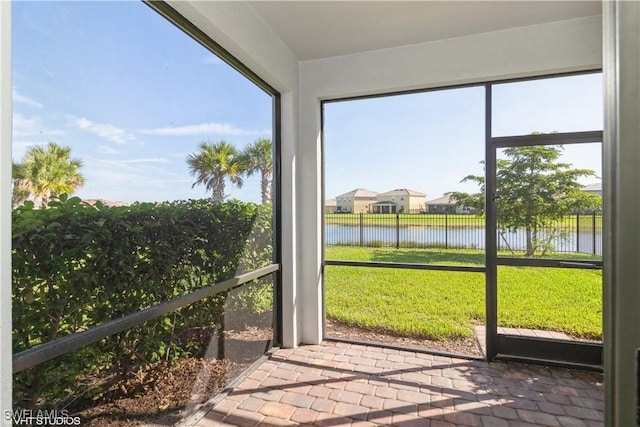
[{"x1": 324, "y1": 246, "x2": 602, "y2": 341}]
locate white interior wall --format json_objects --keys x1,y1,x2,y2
[
  {"x1": 297, "y1": 16, "x2": 602, "y2": 344},
  {"x1": 166, "y1": 1, "x2": 301, "y2": 348},
  {"x1": 0, "y1": 1, "x2": 12, "y2": 420}
]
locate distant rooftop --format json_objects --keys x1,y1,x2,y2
[
  {"x1": 583, "y1": 182, "x2": 602, "y2": 192},
  {"x1": 83, "y1": 199, "x2": 129, "y2": 207},
  {"x1": 427, "y1": 195, "x2": 457, "y2": 205},
  {"x1": 336, "y1": 188, "x2": 379, "y2": 198},
  {"x1": 325, "y1": 198, "x2": 337, "y2": 206},
  {"x1": 378, "y1": 188, "x2": 426, "y2": 197}
]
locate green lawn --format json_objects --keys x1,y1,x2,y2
[{"x1": 324, "y1": 246, "x2": 602, "y2": 341}]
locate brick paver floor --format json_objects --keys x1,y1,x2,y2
[{"x1": 191, "y1": 341, "x2": 604, "y2": 427}]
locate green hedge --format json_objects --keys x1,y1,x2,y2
[{"x1": 12, "y1": 195, "x2": 273, "y2": 409}]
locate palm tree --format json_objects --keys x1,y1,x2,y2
[
  {"x1": 12, "y1": 142, "x2": 85, "y2": 208},
  {"x1": 238, "y1": 138, "x2": 273, "y2": 204},
  {"x1": 187, "y1": 140, "x2": 244, "y2": 202},
  {"x1": 12, "y1": 163, "x2": 31, "y2": 208}
]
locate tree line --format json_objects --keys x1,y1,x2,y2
[{"x1": 11, "y1": 138, "x2": 273, "y2": 208}]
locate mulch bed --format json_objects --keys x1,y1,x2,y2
[
  {"x1": 76, "y1": 357, "x2": 230, "y2": 426},
  {"x1": 74, "y1": 326, "x2": 273, "y2": 426},
  {"x1": 325, "y1": 318, "x2": 484, "y2": 357}
]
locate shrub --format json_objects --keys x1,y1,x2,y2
[{"x1": 12, "y1": 195, "x2": 272, "y2": 409}]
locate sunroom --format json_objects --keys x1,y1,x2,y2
[{"x1": 1, "y1": 1, "x2": 639, "y2": 426}]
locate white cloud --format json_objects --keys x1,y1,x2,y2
[
  {"x1": 97, "y1": 145, "x2": 120, "y2": 155},
  {"x1": 142, "y1": 122, "x2": 270, "y2": 137},
  {"x1": 87, "y1": 157, "x2": 169, "y2": 170},
  {"x1": 12, "y1": 113, "x2": 66, "y2": 138},
  {"x1": 12, "y1": 141, "x2": 40, "y2": 160},
  {"x1": 12, "y1": 114, "x2": 41, "y2": 136},
  {"x1": 78, "y1": 158, "x2": 191, "y2": 203},
  {"x1": 119, "y1": 157, "x2": 169, "y2": 164},
  {"x1": 13, "y1": 89, "x2": 43, "y2": 109},
  {"x1": 68, "y1": 116, "x2": 133, "y2": 144}
]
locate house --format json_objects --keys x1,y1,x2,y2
[
  {"x1": 583, "y1": 182, "x2": 603, "y2": 196},
  {"x1": 334, "y1": 188, "x2": 378, "y2": 213},
  {"x1": 2, "y1": 2, "x2": 639, "y2": 423},
  {"x1": 324, "y1": 198, "x2": 337, "y2": 214},
  {"x1": 83, "y1": 199, "x2": 129, "y2": 208},
  {"x1": 372, "y1": 188, "x2": 425, "y2": 214},
  {"x1": 427, "y1": 195, "x2": 475, "y2": 214}
]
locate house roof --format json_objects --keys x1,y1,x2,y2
[
  {"x1": 336, "y1": 188, "x2": 379, "y2": 199},
  {"x1": 583, "y1": 182, "x2": 602, "y2": 192},
  {"x1": 83, "y1": 199, "x2": 128, "y2": 207},
  {"x1": 378, "y1": 188, "x2": 426, "y2": 197},
  {"x1": 325, "y1": 199, "x2": 337, "y2": 207},
  {"x1": 371, "y1": 201, "x2": 396, "y2": 206},
  {"x1": 427, "y1": 195, "x2": 457, "y2": 205}
]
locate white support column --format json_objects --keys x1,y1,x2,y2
[
  {"x1": 603, "y1": 1, "x2": 640, "y2": 425},
  {"x1": 297, "y1": 92, "x2": 323, "y2": 345},
  {"x1": 279, "y1": 91, "x2": 299, "y2": 348},
  {"x1": 0, "y1": 0, "x2": 12, "y2": 420}
]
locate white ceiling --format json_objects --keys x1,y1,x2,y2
[{"x1": 248, "y1": 1, "x2": 602, "y2": 61}]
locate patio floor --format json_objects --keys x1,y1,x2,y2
[{"x1": 190, "y1": 341, "x2": 604, "y2": 427}]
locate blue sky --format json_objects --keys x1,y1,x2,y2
[
  {"x1": 324, "y1": 73, "x2": 603, "y2": 202},
  {"x1": 12, "y1": 2, "x2": 603, "y2": 205},
  {"x1": 12, "y1": 1, "x2": 272, "y2": 204}
]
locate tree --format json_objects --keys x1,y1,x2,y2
[
  {"x1": 12, "y1": 141, "x2": 85, "y2": 208},
  {"x1": 448, "y1": 145, "x2": 600, "y2": 256},
  {"x1": 187, "y1": 140, "x2": 244, "y2": 202},
  {"x1": 238, "y1": 138, "x2": 273, "y2": 204},
  {"x1": 12, "y1": 163, "x2": 31, "y2": 208}
]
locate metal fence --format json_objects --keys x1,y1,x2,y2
[{"x1": 325, "y1": 213, "x2": 602, "y2": 255}]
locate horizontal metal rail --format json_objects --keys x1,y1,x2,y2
[
  {"x1": 492, "y1": 130, "x2": 603, "y2": 148},
  {"x1": 496, "y1": 257, "x2": 602, "y2": 269},
  {"x1": 324, "y1": 259, "x2": 485, "y2": 273},
  {"x1": 13, "y1": 263, "x2": 280, "y2": 374}
]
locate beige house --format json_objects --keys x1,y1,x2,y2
[
  {"x1": 427, "y1": 195, "x2": 476, "y2": 214},
  {"x1": 335, "y1": 188, "x2": 378, "y2": 213},
  {"x1": 372, "y1": 189, "x2": 426, "y2": 214},
  {"x1": 583, "y1": 182, "x2": 603, "y2": 196},
  {"x1": 324, "y1": 199, "x2": 337, "y2": 214}
]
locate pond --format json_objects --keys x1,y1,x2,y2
[{"x1": 325, "y1": 224, "x2": 602, "y2": 255}]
